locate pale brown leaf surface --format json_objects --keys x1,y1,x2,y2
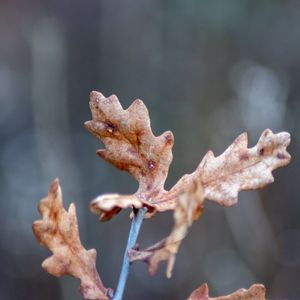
[
  {"x1": 129, "y1": 181, "x2": 204, "y2": 278},
  {"x1": 171, "y1": 129, "x2": 291, "y2": 207},
  {"x1": 32, "y1": 179, "x2": 111, "y2": 300},
  {"x1": 86, "y1": 92, "x2": 291, "y2": 221},
  {"x1": 128, "y1": 128, "x2": 290, "y2": 276},
  {"x1": 90, "y1": 194, "x2": 156, "y2": 221},
  {"x1": 85, "y1": 91, "x2": 174, "y2": 220},
  {"x1": 188, "y1": 283, "x2": 265, "y2": 300},
  {"x1": 90, "y1": 194, "x2": 142, "y2": 222}
]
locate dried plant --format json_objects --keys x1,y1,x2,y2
[
  {"x1": 32, "y1": 179, "x2": 112, "y2": 300},
  {"x1": 33, "y1": 91, "x2": 291, "y2": 300},
  {"x1": 188, "y1": 283, "x2": 266, "y2": 300}
]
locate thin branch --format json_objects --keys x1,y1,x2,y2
[{"x1": 113, "y1": 208, "x2": 147, "y2": 300}]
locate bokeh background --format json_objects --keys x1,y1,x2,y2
[{"x1": 1, "y1": 1, "x2": 300, "y2": 299}]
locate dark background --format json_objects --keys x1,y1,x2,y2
[{"x1": 1, "y1": 1, "x2": 300, "y2": 299}]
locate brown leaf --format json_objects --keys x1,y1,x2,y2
[
  {"x1": 171, "y1": 129, "x2": 291, "y2": 207},
  {"x1": 129, "y1": 181, "x2": 204, "y2": 278},
  {"x1": 32, "y1": 179, "x2": 111, "y2": 300},
  {"x1": 128, "y1": 129, "x2": 290, "y2": 276},
  {"x1": 90, "y1": 193, "x2": 156, "y2": 221},
  {"x1": 150, "y1": 126, "x2": 290, "y2": 262},
  {"x1": 85, "y1": 91, "x2": 174, "y2": 220},
  {"x1": 188, "y1": 283, "x2": 210, "y2": 300},
  {"x1": 86, "y1": 92, "x2": 291, "y2": 221},
  {"x1": 188, "y1": 283, "x2": 265, "y2": 300}
]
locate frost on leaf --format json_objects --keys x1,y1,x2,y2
[
  {"x1": 32, "y1": 179, "x2": 111, "y2": 300},
  {"x1": 86, "y1": 92, "x2": 291, "y2": 221},
  {"x1": 188, "y1": 283, "x2": 265, "y2": 300},
  {"x1": 129, "y1": 181, "x2": 204, "y2": 278}
]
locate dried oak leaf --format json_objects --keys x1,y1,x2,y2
[
  {"x1": 32, "y1": 179, "x2": 111, "y2": 300},
  {"x1": 171, "y1": 128, "x2": 291, "y2": 207},
  {"x1": 128, "y1": 128, "x2": 290, "y2": 276},
  {"x1": 129, "y1": 181, "x2": 204, "y2": 278},
  {"x1": 85, "y1": 92, "x2": 291, "y2": 278},
  {"x1": 188, "y1": 283, "x2": 265, "y2": 300},
  {"x1": 86, "y1": 92, "x2": 291, "y2": 221},
  {"x1": 85, "y1": 91, "x2": 174, "y2": 220}
]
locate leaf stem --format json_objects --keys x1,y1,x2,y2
[{"x1": 113, "y1": 208, "x2": 147, "y2": 300}]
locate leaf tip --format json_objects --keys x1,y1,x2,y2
[
  {"x1": 237, "y1": 131, "x2": 248, "y2": 145},
  {"x1": 90, "y1": 90, "x2": 104, "y2": 102},
  {"x1": 128, "y1": 98, "x2": 148, "y2": 113},
  {"x1": 188, "y1": 283, "x2": 209, "y2": 300},
  {"x1": 84, "y1": 120, "x2": 92, "y2": 130},
  {"x1": 96, "y1": 149, "x2": 109, "y2": 160},
  {"x1": 68, "y1": 202, "x2": 76, "y2": 215},
  {"x1": 199, "y1": 150, "x2": 215, "y2": 169},
  {"x1": 88, "y1": 248, "x2": 97, "y2": 262},
  {"x1": 49, "y1": 178, "x2": 60, "y2": 196},
  {"x1": 162, "y1": 130, "x2": 174, "y2": 147}
]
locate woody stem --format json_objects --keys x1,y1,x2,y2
[{"x1": 113, "y1": 207, "x2": 147, "y2": 300}]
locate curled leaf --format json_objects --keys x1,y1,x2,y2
[
  {"x1": 90, "y1": 193, "x2": 156, "y2": 221},
  {"x1": 188, "y1": 283, "x2": 265, "y2": 300},
  {"x1": 32, "y1": 179, "x2": 111, "y2": 300},
  {"x1": 129, "y1": 182, "x2": 204, "y2": 278}
]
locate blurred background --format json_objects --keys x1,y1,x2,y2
[{"x1": 1, "y1": 0, "x2": 300, "y2": 299}]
